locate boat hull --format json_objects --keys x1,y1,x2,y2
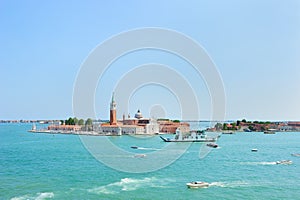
[{"x1": 186, "y1": 182, "x2": 209, "y2": 188}]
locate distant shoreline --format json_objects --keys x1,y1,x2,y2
[
  {"x1": 27, "y1": 129, "x2": 169, "y2": 136},
  {"x1": 1, "y1": 119, "x2": 299, "y2": 124},
  {"x1": 28, "y1": 129, "x2": 300, "y2": 137}
]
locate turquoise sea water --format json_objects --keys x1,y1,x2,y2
[{"x1": 1, "y1": 123, "x2": 300, "y2": 200}]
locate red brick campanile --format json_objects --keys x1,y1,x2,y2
[{"x1": 110, "y1": 93, "x2": 117, "y2": 125}]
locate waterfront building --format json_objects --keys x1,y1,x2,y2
[
  {"x1": 48, "y1": 125, "x2": 81, "y2": 132},
  {"x1": 98, "y1": 93, "x2": 159, "y2": 135},
  {"x1": 157, "y1": 119, "x2": 190, "y2": 134}
]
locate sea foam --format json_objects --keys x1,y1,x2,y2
[
  {"x1": 11, "y1": 192, "x2": 54, "y2": 200},
  {"x1": 88, "y1": 177, "x2": 172, "y2": 194},
  {"x1": 209, "y1": 181, "x2": 249, "y2": 188}
]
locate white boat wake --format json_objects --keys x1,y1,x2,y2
[
  {"x1": 136, "y1": 147, "x2": 161, "y2": 151},
  {"x1": 209, "y1": 181, "x2": 249, "y2": 188},
  {"x1": 240, "y1": 161, "x2": 277, "y2": 165},
  {"x1": 88, "y1": 177, "x2": 173, "y2": 194}
]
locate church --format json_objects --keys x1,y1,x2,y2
[{"x1": 98, "y1": 93, "x2": 160, "y2": 135}]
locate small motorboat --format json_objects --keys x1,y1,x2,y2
[
  {"x1": 276, "y1": 160, "x2": 292, "y2": 165},
  {"x1": 186, "y1": 181, "x2": 209, "y2": 188},
  {"x1": 251, "y1": 149, "x2": 258, "y2": 152},
  {"x1": 133, "y1": 154, "x2": 146, "y2": 158},
  {"x1": 264, "y1": 130, "x2": 276, "y2": 134},
  {"x1": 222, "y1": 131, "x2": 234, "y2": 134},
  {"x1": 131, "y1": 146, "x2": 138, "y2": 149},
  {"x1": 291, "y1": 153, "x2": 300, "y2": 157},
  {"x1": 206, "y1": 143, "x2": 218, "y2": 148}
]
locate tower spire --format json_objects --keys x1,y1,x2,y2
[
  {"x1": 111, "y1": 92, "x2": 115, "y2": 103},
  {"x1": 110, "y1": 92, "x2": 117, "y2": 125}
]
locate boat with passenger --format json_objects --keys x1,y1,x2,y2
[
  {"x1": 276, "y1": 160, "x2": 292, "y2": 165},
  {"x1": 186, "y1": 181, "x2": 209, "y2": 188}
]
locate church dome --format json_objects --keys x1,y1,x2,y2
[{"x1": 135, "y1": 109, "x2": 143, "y2": 119}]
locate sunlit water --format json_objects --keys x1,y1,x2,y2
[{"x1": 1, "y1": 123, "x2": 299, "y2": 200}]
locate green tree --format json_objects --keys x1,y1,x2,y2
[
  {"x1": 65, "y1": 117, "x2": 72, "y2": 125},
  {"x1": 78, "y1": 119, "x2": 84, "y2": 126},
  {"x1": 84, "y1": 118, "x2": 93, "y2": 131},
  {"x1": 249, "y1": 125, "x2": 255, "y2": 131},
  {"x1": 65, "y1": 117, "x2": 77, "y2": 125},
  {"x1": 242, "y1": 119, "x2": 247, "y2": 123},
  {"x1": 215, "y1": 123, "x2": 223, "y2": 130},
  {"x1": 85, "y1": 118, "x2": 93, "y2": 126},
  {"x1": 73, "y1": 117, "x2": 79, "y2": 125},
  {"x1": 223, "y1": 123, "x2": 227, "y2": 130}
]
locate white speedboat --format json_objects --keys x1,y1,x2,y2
[
  {"x1": 133, "y1": 154, "x2": 146, "y2": 158},
  {"x1": 186, "y1": 181, "x2": 209, "y2": 188},
  {"x1": 276, "y1": 160, "x2": 292, "y2": 165},
  {"x1": 291, "y1": 153, "x2": 300, "y2": 157}
]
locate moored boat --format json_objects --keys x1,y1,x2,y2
[
  {"x1": 222, "y1": 131, "x2": 234, "y2": 134},
  {"x1": 264, "y1": 129, "x2": 276, "y2": 134}
]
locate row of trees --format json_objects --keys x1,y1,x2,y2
[
  {"x1": 214, "y1": 119, "x2": 275, "y2": 131},
  {"x1": 61, "y1": 117, "x2": 93, "y2": 126},
  {"x1": 237, "y1": 119, "x2": 272, "y2": 125}
]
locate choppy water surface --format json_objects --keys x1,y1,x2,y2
[{"x1": 1, "y1": 123, "x2": 299, "y2": 200}]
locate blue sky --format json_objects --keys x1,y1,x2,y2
[{"x1": 1, "y1": 0, "x2": 299, "y2": 121}]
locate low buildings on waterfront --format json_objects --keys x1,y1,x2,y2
[
  {"x1": 280, "y1": 122, "x2": 300, "y2": 131},
  {"x1": 209, "y1": 120, "x2": 300, "y2": 132},
  {"x1": 27, "y1": 93, "x2": 190, "y2": 136},
  {"x1": 22, "y1": 94, "x2": 300, "y2": 135},
  {"x1": 95, "y1": 94, "x2": 185, "y2": 135},
  {"x1": 157, "y1": 119, "x2": 190, "y2": 133},
  {"x1": 48, "y1": 124, "x2": 82, "y2": 132}
]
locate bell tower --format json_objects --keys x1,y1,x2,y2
[{"x1": 110, "y1": 92, "x2": 117, "y2": 125}]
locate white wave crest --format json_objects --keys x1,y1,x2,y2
[
  {"x1": 11, "y1": 192, "x2": 54, "y2": 200},
  {"x1": 88, "y1": 177, "x2": 172, "y2": 194}
]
